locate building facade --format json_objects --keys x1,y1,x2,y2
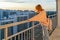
[{"x1": 0, "y1": 9, "x2": 36, "y2": 40}]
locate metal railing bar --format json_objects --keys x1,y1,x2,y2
[
  {"x1": 48, "y1": 14, "x2": 57, "y2": 17},
  {"x1": 0, "y1": 14, "x2": 57, "y2": 29},
  {"x1": 5, "y1": 27, "x2": 8, "y2": 40},
  {"x1": 32, "y1": 22, "x2": 34, "y2": 40},
  {"x1": 0, "y1": 20, "x2": 29, "y2": 29},
  {"x1": 10, "y1": 38, "x2": 12, "y2": 40},
  {"x1": 18, "y1": 34, "x2": 20, "y2": 40},
  {"x1": 8, "y1": 24, "x2": 40, "y2": 39},
  {"x1": 15, "y1": 36, "x2": 16, "y2": 40}
]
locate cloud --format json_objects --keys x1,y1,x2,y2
[{"x1": 0, "y1": 0, "x2": 56, "y2": 11}]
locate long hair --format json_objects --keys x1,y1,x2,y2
[{"x1": 35, "y1": 4, "x2": 43, "y2": 11}]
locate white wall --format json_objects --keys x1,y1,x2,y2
[{"x1": 58, "y1": 0, "x2": 60, "y2": 26}]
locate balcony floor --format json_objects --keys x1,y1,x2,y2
[{"x1": 49, "y1": 26, "x2": 60, "y2": 40}]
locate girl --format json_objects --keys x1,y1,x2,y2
[{"x1": 28, "y1": 4, "x2": 52, "y2": 31}]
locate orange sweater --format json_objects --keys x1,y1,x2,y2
[{"x1": 28, "y1": 11, "x2": 52, "y2": 30}]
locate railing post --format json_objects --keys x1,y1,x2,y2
[
  {"x1": 32, "y1": 22, "x2": 35, "y2": 40},
  {"x1": 5, "y1": 27, "x2": 8, "y2": 40}
]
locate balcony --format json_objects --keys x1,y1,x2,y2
[{"x1": 0, "y1": 12, "x2": 57, "y2": 40}]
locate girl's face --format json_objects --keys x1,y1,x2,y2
[{"x1": 35, "y1": 8, "x2": 41, "y2": 13}]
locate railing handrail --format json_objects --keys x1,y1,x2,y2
[
  {"x1": 48, "y1": 14, "x2": 57, "y2": 17},
  {"x1": 0, "y1": 20, "x2": 29, "y2": 29},
  {"x1": 0, "y1": 19, "x2": 41, "y2": 40},
  {"x1": 8, "y1": 23, "x2": 40, "y2": 39},
  {"x1": 0, "y1": 14, "x2": 57, "y2": 29}
]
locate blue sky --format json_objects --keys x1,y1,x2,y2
[{"x1": 0, "y1": 0, "x2": 56, "y2": 11}]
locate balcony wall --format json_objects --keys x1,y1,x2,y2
[{"x1": 58, "y1": 0, "x2": 60, "y2": 26}]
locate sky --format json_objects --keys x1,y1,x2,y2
[{"x1": 0, "y1": 0, "x2": 56, "y2": 11}]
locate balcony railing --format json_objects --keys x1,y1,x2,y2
[
  {"x1": 0, "y1": 19, "x2": 45, "y2": 40},
  {"x1": 0, "y1": 14, "x2": 57, "y2": 40}
]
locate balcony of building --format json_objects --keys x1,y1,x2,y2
[{"x1": 0, "y1": 10, "x2": 57, "y2": 40}]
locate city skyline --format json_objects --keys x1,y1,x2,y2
[{"x1": 0, "y1": 0, "x2": 56, "y2": 11}]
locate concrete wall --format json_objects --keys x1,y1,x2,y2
[{"x1": 58, "y1": 0, "x2": 60, "y2": 26}]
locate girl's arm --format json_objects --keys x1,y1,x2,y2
[
  {"x1": 28, "y1": 15, "x2": 37, "y2": 22},
  {"x1": 47, "y1": 18, "x2": 52, "y2": 30}
]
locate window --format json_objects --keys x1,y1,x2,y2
[
  {"x1": 3, "y1": 11, "x2": 8, "y2": 18},
  {"x1": 1, "y1": 21, "x2": 13, "y2": 25},
  {"x1": 17, "y1": 16, "x2": 27, "y2": 22},
  {"x1": 0, "y1": 21, "x2": 13, "y2": 37},
  {"x1": 10, "y1": 12, "x2": 16, "y2": 15}
]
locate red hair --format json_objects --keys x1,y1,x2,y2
[{"x1": 35, "y1": 4, "x2": 43, "y2": 11}]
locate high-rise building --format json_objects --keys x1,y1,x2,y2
[
  {"x1": 0, "y1": 9, "x2": 39, "y2": 40},
  {"x1": 0, "y1": 19, "x2": 15, "y2": 40}
]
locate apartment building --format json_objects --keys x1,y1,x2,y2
[{"x1": 0, "y1": 9, "x2": 37, "y2": 40}]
